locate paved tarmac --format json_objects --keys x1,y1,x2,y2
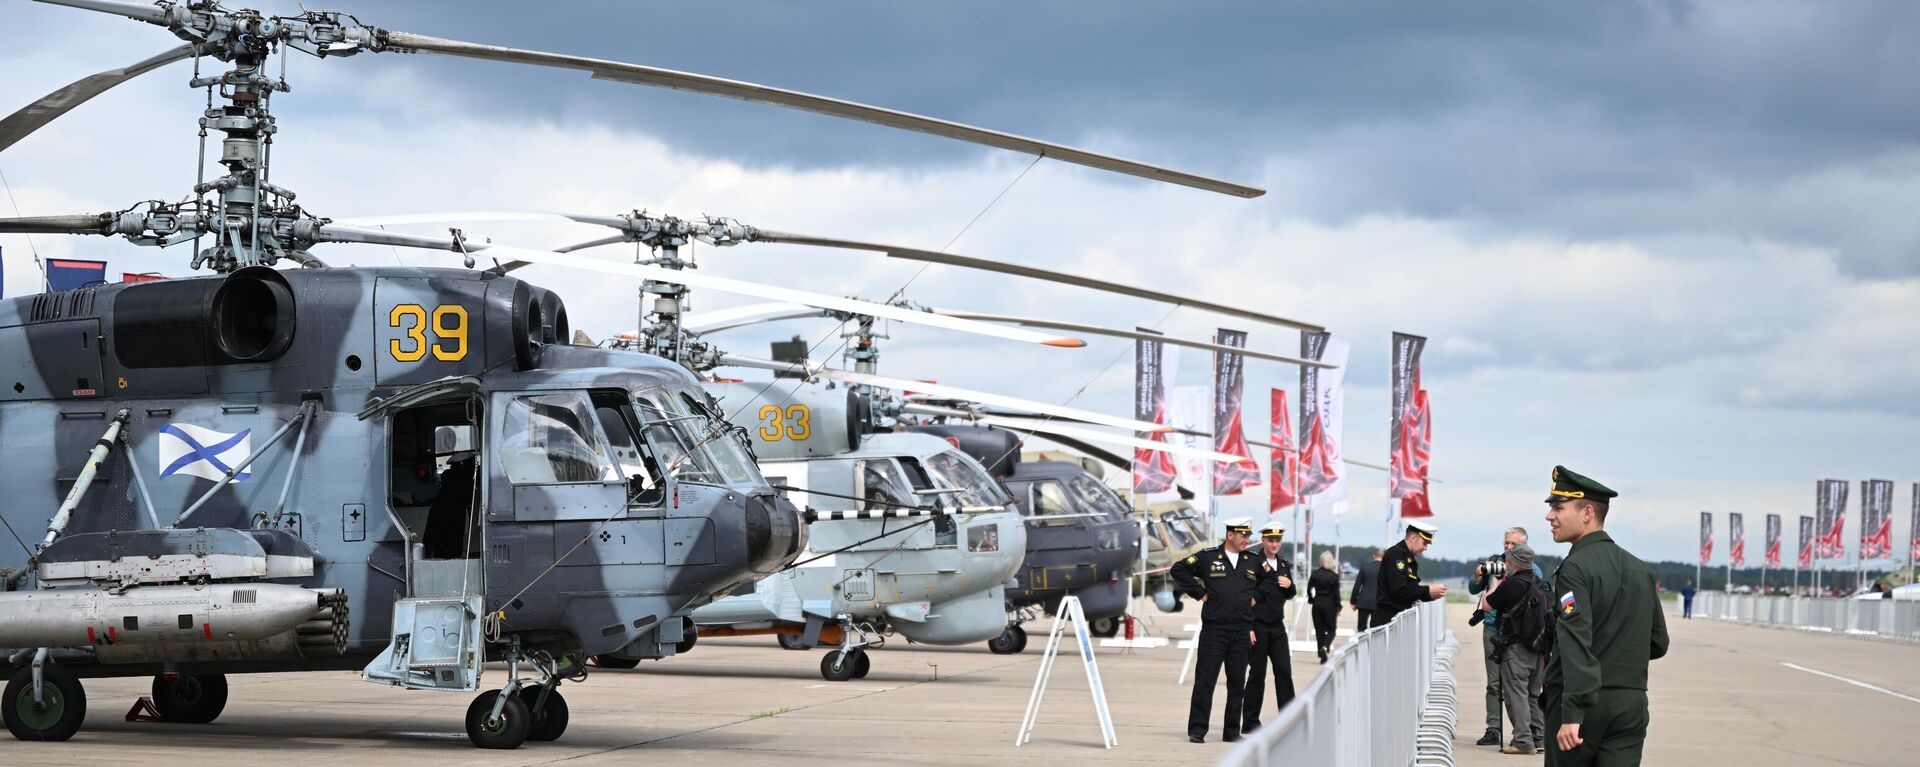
[
  {"x1": 11, "y1": 603, "x2": 1916, "y2": 766},
  {"x1": 1448, "y1": 604, "x2": 1920, "y2": 767},
  {"x1": 1, "y1": 609, "x2": 1323, "y2": 766}
]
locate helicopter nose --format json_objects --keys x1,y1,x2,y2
[{"x1": 743, "y1": 492, "x2": 806, "y2": 575}]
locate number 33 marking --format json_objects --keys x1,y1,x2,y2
[
  {"x1": 389, "y1": 304, "x2": 469, "y2": 362},
  {"x1": 757, "y1": 405, "x2": 811, "y2": 441}
]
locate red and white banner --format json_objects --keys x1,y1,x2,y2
[
  {"x1": 1131, "y1": 330, "x2": 1178, "y2": 495},
  {"x1": 1911, "y1": 484, "x2": 1920, "y2": 563},
  {"x1": 1815, "y1": 479, "x2": 1848, "y2": 559},
  {"x1": 1296, "y1": 333, "x2": 1350, "y2": 508},
  {"x1": 1389, "y1": 332, "x2": 1427, "y2": 501},
  {"x1": 1764, "y1": 514, "x2": 1782, "y2": 570},
  {"x1": 1394, "y1": 387, "x2": 1433, "y2": 518},
  {"x1": 1797, "y1": 516, "x2": 1814, "y2": 570},
  {"x1": 1729, "y1": 512, "x2": 1745, "y2": 568},
  {"x1": 1860, "y1": 479, "x2": 1893, "y2": 560},
  {"x1": 1210, "y1": 329, "x2": 1261, "y2": 496},
  {"x1": 1699, "y1": 512, "x2": 1713, "y2": 566},
  {"x1": 1269, "y1": 388, "x2": 1299, "y2": 513}
]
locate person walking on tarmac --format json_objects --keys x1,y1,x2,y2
[
  {"x1": 1541, "y1": 466, "x2": 1669, "y2": 767},
  {"x1": 1170, "y1": 516, "x2": 1263, "y2": 744},
  {"x1": 1374, "y1": 520, "x2": 1447, "y2": 625},
  {"x1": 1352, "y1": 548, "x2": 1382, "y2": 631},
  {"x1": 1306, "y1": 550, "x2": 1342, "y2": 662},
  {"x1": 1242, "y1": 523, "x2": 1297, "y2": 732}
]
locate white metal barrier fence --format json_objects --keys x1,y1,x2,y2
[
  {"x1": 1693, "y1": 592, "x2": 1920, "y2": 644},
  {"x1": 1219, "y1": 600, "x2": 1460, "y2": 767}
]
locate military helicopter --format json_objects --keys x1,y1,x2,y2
[{"x1": 0, "y1": 0, "x2": 1267, "y2": 749}]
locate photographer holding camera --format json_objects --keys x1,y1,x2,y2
[
  {"x1": 1485, "y1": 542, "x2": 1552, "y2": 755},
  {"x1": 1467, "y1": 527, "x2": 1543, "y2": 748}
]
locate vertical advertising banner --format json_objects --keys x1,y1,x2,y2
[
  {"x1": 1912, "y1": 483, "x2": 1920, "y2": 564},
  {"x1": 1210, "y1": 329, "x2": 1261, "y2": 496},
  {"x1": 1397, "y1": 388, "x2": 1434, "y2": 518},
  {"x1": 1699, "y1": 512, "x2": 1713, "y2": 566},
  {"x1": 1859, "y1": 479, "x2": 1893, "y2": 560},
  {"x1": 1797, "y1": 516, "x2": 1814, "y2": 569},
  {"x1": 1296, "y1": 334, "x2": 1350, "y2": 508},
  {"x1": 1389, "y1": 332, "x2": 1427, "y2": 497},
  {"x1": 1815, "y1": 479, "x2": 1849, "y2": 559},
  {"x1": 1131, "y1": 331, "x2": 1177, "y2": 495},
  {"x1": 1169, "y1": 385, "x2": 1213, "y2": 521},
  {"x1": 1764, "y1": 514, "x2": 1782, "y2": 570},
  {"x1": 1269, "y1": 388, "x2": 1298, "y2": 513},
  {"x1": 1729, "y1": 512, "x2": 1746, "y2": 568}
]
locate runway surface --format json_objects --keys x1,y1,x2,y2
[
  {"x1": 1448, "y1": 604, "x2": 1920, "y2": 766},
  {"x1": 10, "y1": 603, "x2": 1916, "y2": 766}
]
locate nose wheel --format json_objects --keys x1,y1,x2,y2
[
  {"x1": 4, "y1": 663, "x2": 87, "y2": 742},
  {"x1": 988, "y1": 623, "x2": 1028, "y2": 654},
  {"x1": 820, "y1": 648, "x2": 871, "y2": 681},
  {"x1": 464, "y1": 690, "x2": 531, "y2": 749}
]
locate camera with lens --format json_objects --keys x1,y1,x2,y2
[{"x1": 1467, "y1": 608, "x2": 1488, "y2": 627}]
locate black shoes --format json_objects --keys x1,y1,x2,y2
[
  {"x1": 1190, "y1": 735, "x2": 1205, "y2": 744},
  {"x1": 1476, "y1": 728, "x2": 1502, "y2": 746},
  {"x1": 1223, "y1": 733, "x2": 1241, "y2": 743}
]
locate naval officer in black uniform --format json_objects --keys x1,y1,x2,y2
[
  {"x1": 1169, "y1": 516, "x2": 1263, "y2": 743},
  {"x1": 1242, "y1": 522, "x2": 1297, "y2": 732},
  {"x1": 1374, "y1": 519, "x2": 1446, "y2": 625}
]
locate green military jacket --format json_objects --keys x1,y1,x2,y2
[{"x1": 1544, "y1": 531, "x2": 1670, "y2": 725}]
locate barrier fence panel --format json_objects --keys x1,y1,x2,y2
[
  {"x1": 1220, "y1": 600, "x2": 1458, "y2": 767},
  {"x1": 1692, "y1": 592, "x2": 1920, "y2": 644}
]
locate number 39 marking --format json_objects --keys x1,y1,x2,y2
[
  {"x1": 757, "y1": 405, "x2": 811, "y2": 441},
  {"x1": 389, "y1": 304, "x2": 469, "y2": 362}
]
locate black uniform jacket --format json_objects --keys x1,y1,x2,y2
[
  {"x1": 1374, "y1": 539, "x2": 1436, "y2": 622},
  {"x1": 1251, "y1": 556, "x2": 1298, "y2": 627},
  {"x1": 1170, "y1": 544, "x2": 1263, "y2": 628}
]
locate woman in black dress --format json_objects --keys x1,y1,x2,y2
[{"x1": 1307, "y1": 551, "x2": 1342, "y2": 663}]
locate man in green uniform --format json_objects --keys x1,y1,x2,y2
[{"x1": 1541, "y1": 466, "x2": 1670, "y2": 766}]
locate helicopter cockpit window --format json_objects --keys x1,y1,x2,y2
[
  {"x1": 894, "y1": 457, "x2": 955, "y2": 547},
  {"x1": 500, "y1": 392, "x2": 618, "y2": 485},
  {"x1": 1164, "y1": 513, "x2": 1196, "y2": 548},
  {"x1": 1066, "y1": 475, "x2": 1131, "y2": 521},
  {"x1": 855, "y1": 460, "x2": 914, "y2": 512},
  {"x1": 591, "y1": 392, "x2": 665, "y2": 506},
  {"x1": 1027, "y1": 480, "x2": 1078, "y2": 527},
  {"x1": 631, "y1": 388, "x2": 758, "y2": 487},
  {"x1": 924, "y1": 450, "x2": 1010, "y2": 508}
]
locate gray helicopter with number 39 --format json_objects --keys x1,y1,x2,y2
[{"x1": 0, "y1": 0, "x2": 1265, "y2": 751}]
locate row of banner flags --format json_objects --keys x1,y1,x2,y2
[
  {"x1": 1697, "y1": 480, "x2": 1920, "y2": 568},
  {"x1": 1130, "y1": 326, "x2": 1434, "y2": 532}
]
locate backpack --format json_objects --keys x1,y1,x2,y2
[{"x1": 1501, "y1": 573, "x2": 1557, "y2": 654}]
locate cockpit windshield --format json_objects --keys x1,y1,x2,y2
[
  {"x1": 924, "y1": 450, "x2": 1011, "y2": 508},
  {"x1": 1067, "y1": 474, "x2": 1131, "y2": 520},
  {"x1": 632, "y1": 387, "x2": 760, "y2": 487}
]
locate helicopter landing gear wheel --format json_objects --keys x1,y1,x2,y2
[
  {"x1": 591, "y1": 655, "x2": 640, "y2": 670},
  {"x1": 776, "y1": 633, "x2": 808, "y2": 651},
  {"x1": 4, "y1": 664, "x2": 87, "y2": 742},
  {"x1": 988, "y1": 624, "x2": 1027, "y2": 654},
  {"x1": 151, "y1": 673, "x2": 228, "y2": 724},
  {"x1": 519, "y1": 686, "x2": 570, "y2": 742},
  {"x1": 820, "y1": 649, "x2": 860, "y2": 682},
  {"x1": 851, "y1": 649, "x2": 872, "y2": 679},
  {"x1": 1089, "y1": 617, "x2": 1121, "y2": 639},
  {"x1": 464, "y1": 690, "x2": 531, "y2": 749}
]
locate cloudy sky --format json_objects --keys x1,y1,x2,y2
[{"x1": 2, "y1": 0, "x2": 1915, "y2": 565}]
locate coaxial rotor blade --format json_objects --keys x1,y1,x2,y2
[
  {"x1": 0, "y1": 42, "x2": 194, "y2": 154},
  {"x1": 930, "y1": 309, "x2": 1333, "y2": 367},
  {"x1": 375, "y1": 32, "x2": 1262, "y2": 199},
  {"x1": 815, "y1": 368, "x2": 1168, "y2": 434},
  {"x1": 0, "y1": 213, "x2": 115, "y2": 234},
  {"x1": 748, "y1": 230, "x2": 1323, "y2": 332},
  {"x1": 975, "y1": 415, "x2": 1240, "y2": 463},
  {"x1": 682, "y1": 302, "x2": 825, "y2": 334},
  {"x1": 312, "y1": 224, "x2": 1086, "y2": 349}
]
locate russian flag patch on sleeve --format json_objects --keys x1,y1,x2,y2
[{"x1": 1559, "y1": 591, "x2": 1578, "y2": 617}]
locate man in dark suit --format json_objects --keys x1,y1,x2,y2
[
  {"x1": 1243, "y1": 523, "x2": 1297, "y2": 732},
  {"x1": 1352, "y1": 548, "x2": 1382, "y2": 631}
]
